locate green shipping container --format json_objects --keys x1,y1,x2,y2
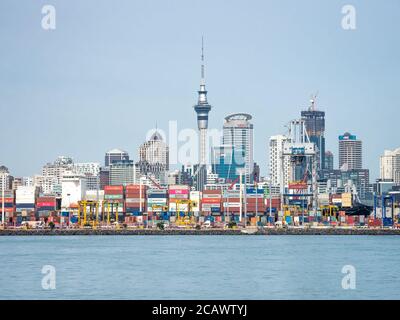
[{"x1": 104, "y1": 194, "x2": 123, "y2": 200}]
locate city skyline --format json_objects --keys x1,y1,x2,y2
[{"x1": 1, "y1": 0, "x2": 400, "y2": 179}]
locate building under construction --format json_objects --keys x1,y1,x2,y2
[{"x1": 301, "y1": 96, "x2": 326, "y2": 171}]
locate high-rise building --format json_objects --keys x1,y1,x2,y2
[
  {"x1": 33, "y1": 175, "x2": 58, "y2": 195},
  {"x1": 42, "y1": 156, "x2": 73, "y2": 194},
  {"x1": 73, "y1": 162, "x2": 100, "y2": 176},
  {"x1": 380, "y1": 148, "x2": 400, "y2": 185},
  {"x1": 223, "y1": 113, "x2": 254, "y2": 183},
  {"x1": 109, "y1": 160, "x2": 135, "y2": 186},
  {"x1": 138, "y1": 131, "x2": 169, "y2": 185},
  {"x1": 269, "y1": 135, "x2": 291, "y2": 187},
  {"x1": 73, "y1": 162, "x2": 100, "y2": 190},
  {"x1": 99, "y1": 167, "x2": 110, "y2": 189},
  {"x1": 301, "y1": 97, "x2": 326, "y2": 170},
  {"x1": 339, "y1": 132, "x2": 362, "y2": 170},
  {"x1": 0, "y1": 166, "x2": 12, "y2": 191},
  {"x1": 253, "y1": 162, "x2": 260, "y2": 183},
  {"x1": 211, "y1": 145, "x2": 245, "y2": 183},
  {"x1": 105, "y1": 149, "x2": 129, "y2": 167},
  {"x1": 324, "y1": 151, "x2": 334, "y2": 170}
]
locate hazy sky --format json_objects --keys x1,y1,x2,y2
[{"x1": 0, "y1": 0, "x2": 399, "y2": 179}]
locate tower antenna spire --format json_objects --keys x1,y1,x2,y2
[{"x1": 201, "y1": 36, "x2": 205, "y2": 82}]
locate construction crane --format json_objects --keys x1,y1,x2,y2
[
  {"x1": 281, "y1": 119, "x2": 318, "y2": 215},
  {"x1": 146, "y1": 175, "x2": 163, "y2": 190}
]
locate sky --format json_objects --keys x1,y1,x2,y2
[{"x1": 0, "y1": 0, "x2": 399, "y2": 180}]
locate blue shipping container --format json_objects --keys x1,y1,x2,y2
[
  {"x1": 246, "y1": 188, "x2": 264, "y2": 194},
  {"x1": 383, "y1": 218, "x2": 393, "y2": 226},
  {"x1": 147, "y1": 194, "x2": 167, "y2": 199},
  {"x1": 37, "y1": 207, "x2": 55, "y2": 211},
  {"x1": 16, "y1": 203, "x2": 35, "y2": 209}
]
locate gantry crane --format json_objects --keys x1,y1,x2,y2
[
  {"x1": 78, "y1": 200, "x2": 99, "y2": 228},
  {"x1": 176, "y1": 199, "x2": 196, "y2": 225},
  {"x1": 102, "y1": 200, "x2": 122, "y2": 226}
]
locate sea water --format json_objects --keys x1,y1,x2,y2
[{"x1": 0, "y1": 235, "x2": 399, "y2": 299}]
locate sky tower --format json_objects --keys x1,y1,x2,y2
[{"x1": 194, "y1": 37, "x2": 212, "y2": 166}]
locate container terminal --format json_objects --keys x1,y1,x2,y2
[{"x1": 0, "y1": 181, "x2": 399, "y2": 232}]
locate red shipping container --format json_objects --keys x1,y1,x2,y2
[
  {"x1": 169, "y1": 189, "x2": 189, "y2": 195},
  {"x1": 125, "y1": 184, "x2": 141, "y2": 190},
  {"x1": 36, "y1": 202, "x2": 56, "y2": 207},
  {"x1": 223, "y1": 197, "x2": 241, "y2": 202},
  {"x1": 368, "y1": 218, "x2": 382, "y2": 227},
  {"x1": 104, "y1": 191, "x2": 124, "y2": 196},
  {"x1": 104, "y1": 185, "x2": 123, "y2": 192},
  {"x1": 202, "y1": 198, "x2": 222, "y2": 204},
  {"x1": 346, "y1": 216, "x2": 354, "y2": 224},
  {"x1": 125, "y1": 192, "x2": 146, "y2": 197},
  {"x1": 37, "y1": 197, "x2": 56, "y2": 202},
  {"x1": 203, "y1": 190, "x2": 222, "y2": 195}
]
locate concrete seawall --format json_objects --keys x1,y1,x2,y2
[{"x1": 1, "y1": 228, "x2": 400, "y2": 236}]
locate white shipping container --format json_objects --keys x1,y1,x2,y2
[
  {"x1": 16, "y1": 186, "x2": 37, "y2": 204},
  {"x1": 85, "y1": 190, "x2": 104, "y2": 201},
  {"x1": 147, "y1": 199, "x2": 167, "y2": 204},
  {"x1": 202, "y1": 194, "x2": 221, "y2": 199},
  {"x1": 223, "y1": 202, "x2": 241, "y2": 208}
]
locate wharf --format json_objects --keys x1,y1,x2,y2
[{"x1": 1, "y1": 227, "x2": 400, "y2": 236}]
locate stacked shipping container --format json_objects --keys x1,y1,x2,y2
[
  {"x1": 245, "y1": 188, "x2": 265, "y2": 214},
  {"x1": 201, "y1": 190, "x2": 222, "y2": 216},
  {"x1": 222, "y1": 190, "x2": 241, "y2": 215},
  {"x1": 36, "y1": 196, "x2": 56, "y2": 218},
  {"x1": 15, "y1": 186, "x2": 37, "y2": 214},
  {"x1": 168, "y1": 185, "x2": 189, "y2": 212},
  {"x1": 147, "y1": 189, "x2": 168, "y2": 213},
  {"x1": 104, "y1": 185, "x2": 124, "y2": 214},
  {"x1": 125, "y1": 184, "x2": 147, "y2": 215},
  {"x1": 0, "y1": 190, "x2": 15, "y2": 222}
]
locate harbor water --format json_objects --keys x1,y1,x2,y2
[{"x1": 0, "y1": 235, "x2": 399, "y2": 300}]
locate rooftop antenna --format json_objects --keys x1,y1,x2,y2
[{"x1": 309, "y1": 91, "x2": 319, "y2": 111}]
